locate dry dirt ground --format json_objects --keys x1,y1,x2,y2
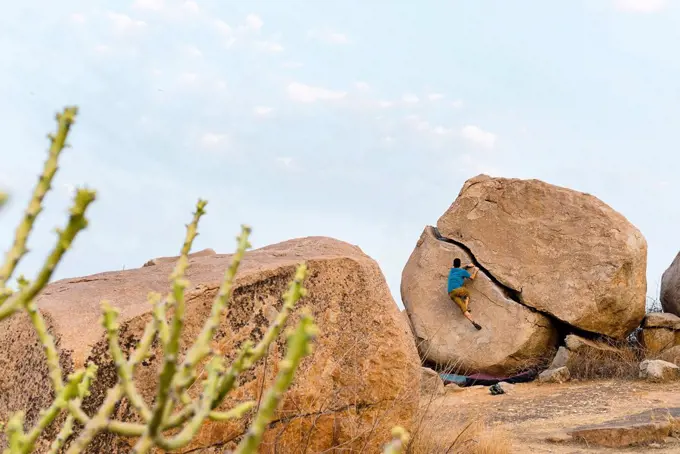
[{"x1": 418, "y1": 379, "x2": 680, "y2": 453}]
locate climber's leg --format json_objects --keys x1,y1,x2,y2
[
  {"x1": 449, "y1": 287, "x2": 482, "y2": 330},
  {"x1": 449, "y1": 287, "x2": 469, "y2": 313}
]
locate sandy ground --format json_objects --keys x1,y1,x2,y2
[{"x1": 417, "y1": 379, "x2": 680, "y2": 453}]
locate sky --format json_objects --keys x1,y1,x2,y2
[{"x1": 1, "y1": 0, "x2": 679, "y2": 309}]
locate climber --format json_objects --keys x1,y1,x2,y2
[{"x1": 447, "y1": 258, "x2": 482, "y2": 330}]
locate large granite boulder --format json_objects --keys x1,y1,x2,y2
[
  {"x1": 0, "y1": 237, "x2": 420, "y2": 453},
  {"x1": 661, "y1": 252, "x2": 680, "y2": 317},
  {"x1": 436, "y1": 174, "x2": 647, "y2": 338},
  {"x1": 401, "y1": 226, "x2": 557, "y2": 375}
]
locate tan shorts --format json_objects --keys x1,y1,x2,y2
[{"x1": 449, "y1": 287, "x2": 471, "y2": 313}]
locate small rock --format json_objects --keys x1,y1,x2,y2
[
  {"x1": 420, "y1": 367, "x2": 444, "y2": 396},
  {"x1": 550, "y1": 346, "x2": 570, "y2": 369},
  {"x1": 489, "y1": 382, "x2": 515, "y2": 395},
  {"x1": 639, "y1": 359, "x2": 680, "y2": 382},
  {"x1": 538, "y1": 366, "x2": 571, "y2": 384}
]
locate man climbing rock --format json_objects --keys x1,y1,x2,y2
[{"x1": 447, "y1": 258, "x2": 482, "y2": 330}]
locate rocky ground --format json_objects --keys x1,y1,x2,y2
[{"x1": 419, "y1": 379, "x2": 680, "y2": 453}]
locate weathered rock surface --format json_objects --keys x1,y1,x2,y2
[
  {"x1": 644, "y1": 312, "x2": 680, "y2": 330},
  {"x1": 661, "y1": 252, "x2": 680, "y2": 316},
  {"x1": 549, "y1": 346, "x2": 570, "y2": 369},
  {"x1": 420, "y1": 367, "x2": 444, "y2": 396},
  {"x1": 638, "y1": 312, "x2": 680, "y2": 353},
  {"x1": 639, "y1": 329, "x2": 680, "y2": 354},
  {"x1": 564, "y1": 334, "x2": 619, "y2": 355},
  {"x1": 567, "y1": 408, "x2": 680, "y2": 448},
  {"x1": 0, "y1": 237, "x2": 420, "y2": 453},
  {"x1": 401, "y1": 226, "x2": 557, "y2": 375},
  {"x1": 659, "y1": 345, "x2": 680, "y2": 366},
  {"x1": 437, "y1": 174, "x2": 647, "y2": 339},
  {"x1": 538, "y1": 366, "x2": 571, "y2": 384},
  {"x1": 639, "y1": 359, "x2": 680, "y2": 383}
]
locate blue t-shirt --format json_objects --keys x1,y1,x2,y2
[{"x1": 447, "y1": 267, "x2": 471, "y2": 292}]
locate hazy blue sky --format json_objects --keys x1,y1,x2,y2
[{"x1": 1, "y1": 0, "x2": 678, "y2": 307}]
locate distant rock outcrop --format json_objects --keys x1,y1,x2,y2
[{"x1": 661, "y1": 252, "x2": 680, "y2": 317}]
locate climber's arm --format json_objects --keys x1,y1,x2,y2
[{"x1": 463, "y1": 264, "x2": 479, "y2": 280}]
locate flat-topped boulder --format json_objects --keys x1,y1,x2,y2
[
  {"x1": 1, "y1": 237, "x2": 420, "y2": 453},
  {"x1": 436, "y1": 174, "x2": 647, "y2": 339},
  {"x1": 638, "y1": 312, "x2": 680, "y2": 353},
  {"x1": 401, "y1": 226, "x2": 557, "y2": 375}
]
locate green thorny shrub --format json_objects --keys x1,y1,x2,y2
[{"x1": 0, "y1": 107, "x2": 410, "y2": 454}]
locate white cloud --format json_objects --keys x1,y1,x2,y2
[
  {"x1": 182, "y1": 45, "x2": 203, "y2": 57},
  {"x1": 614, "y1": 0, "x2": 667, "y2": 13},
  {"x1": 107, "y1": 12, "x2": 147, "y2": 32},
  {"x1": 215, "y1": 19, "x2": 232, "y2": 35},
  {"x1": 70, "y1": 13, "x2": 86, "y2": 23},
  {"x1": 451, "y1": 99, "x2": 464, "y2": 108},
  {"x1": 308, "y1": 29, "x2": 349, "y2": 44},
  {"x1": 355, "y1": 81, "x2": 370, "y2": 92},
  {"x1": 253, "y1": 106, "x2": 274, "y2": 117},
  {"x1": 382, "y1": 136, "x2": 396, "y2": 146},
  {"x1": 287, "y1": 82, "x2": 347, "y2": 103},
  {"x1": 182, "y1": 1, "x2": 199, "y2": 13},
  {"x1": 133, "y1": 0, "x2": 164, "y2": 11},
  {"x1": 428, "y1": 93, "x2": 445, "y2": 101},
  {"x1": 402, "y1": 94, "x2": 419, "y2": 103},
  {"x1": 200, "y1": 133, "x2": 228, "y2": 148},
  {"x1": 378, "y1": 101, "x2": 394, "y2": 108},
  {"x1": 94, "y1": 44, "x2": 111, "y2": 54},
  {"x1": 459, "y1": 153, "x2": 502, "y2": 176},
  {"x1": 405, "y1": 115, "x2": 452, "y2": 136},
  {"x1": 432, "y1": 126, "x2": 452, "y2": 135},
  {"x1": 245, "y1": 14, "x2": 263, "y2": 31},
  {"x1": 460, "y1": 125, "x2": 497, "y2": 149},
  {"x1": 255, "y1": 40, "x2": 284, "y2": 52}
]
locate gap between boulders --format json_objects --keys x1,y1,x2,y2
[{"x1": 431, "y1": 226, "x2": 522, "y2": 304}]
